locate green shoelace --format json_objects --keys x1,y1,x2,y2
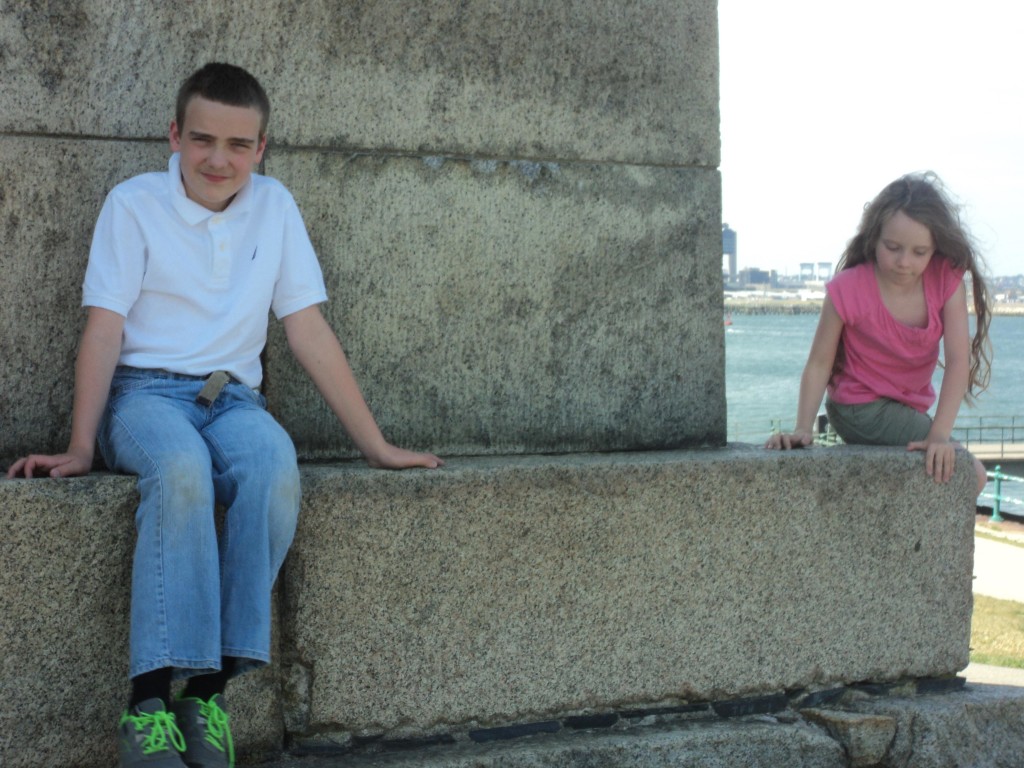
[
  {"x1": 121, "y1": 708, "x2": 186, "y2": 755},
  {"x1": 196, "y1": 697, "x2": 235, "y2": 766}
]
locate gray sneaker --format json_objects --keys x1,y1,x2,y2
[
  {"x1": 170, "y1": 693, "x2": 235, "y2": 768},
  {"x1": 118, "y1": 698, "x2": 187, "y2": 766}
]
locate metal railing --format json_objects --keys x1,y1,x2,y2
[
  {"x1": 746, "y1": 414, "x2": 1024, "y2": 454},
  {"x1": 981, "y1": 466, "x2": 1024, "y2": 523},
  {"x1": 758, "y1": 416, "x2": 841, "y2": 446},
  {"x1": 950, "y1": 415, "x2": 1024, "y2": 456},
  {"x1": 749, "y1": 416, "x2": 1024, "y2": 521}
]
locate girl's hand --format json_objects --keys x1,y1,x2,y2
[
  {"x1": 6, "y1": 449, "x2": 93, "y2": 479},
  {"x1": 907, "y1": 438, "x2": 956, "y2": 484},
  {"x1": 365, "y1": 443, "x2": 445, "y2": 470},
  {"x1": 765, "y1": 431, "x2": 814, "y2": 450}
]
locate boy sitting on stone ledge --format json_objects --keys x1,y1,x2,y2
[{"x1": 6, "y1": 62, "x2": 443, "y2": 768}]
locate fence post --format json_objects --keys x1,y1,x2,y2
[{"x1": 992, "y1": 465, "x2": 1004, "y2": 524}]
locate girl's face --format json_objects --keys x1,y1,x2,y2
[{"x1": 873, "y1": 210, "x2": 935, "y2": 285}]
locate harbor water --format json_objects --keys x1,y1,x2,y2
[{"x1": 725, "y1": 312, "x2": 1024, "y2": 513}]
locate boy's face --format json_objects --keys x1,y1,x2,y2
[{"x1": 169, "y1": 96, "x2": 267, "y2": 212}]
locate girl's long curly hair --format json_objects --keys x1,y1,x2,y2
[{"x1": 835, "y1": 172, "x2": 992, "y2": 399}]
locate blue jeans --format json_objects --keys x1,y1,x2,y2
[{"x1": 97, "y1": 367, "x2": 301, "y2": 680}]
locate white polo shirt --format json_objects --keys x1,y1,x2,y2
[{"x1": 83, "y1": 153, "x2": 328, "y2": 388}]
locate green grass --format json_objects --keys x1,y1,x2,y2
[{"x1": 972, "y1": 593, "x2": 1024, "y2": 669}]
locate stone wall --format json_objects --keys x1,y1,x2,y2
[
  {"x1": 0, "y1": 0, "x2": 723, "y2": 461},
  {"x1": 0, "y1": 447, "x2": 978, "y2": 766}
]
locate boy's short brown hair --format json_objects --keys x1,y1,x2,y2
[{"x1": 176, "y1": 62, "x2": 271, "y2": 138}]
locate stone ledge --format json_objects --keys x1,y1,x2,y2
[
  {"x1": 256, "y1": 683, "x2": 1024, "y2": 767},
  {"x1": 277, "y1": 717, "x2": 847, "y2": 768},
  {"x1": 285, "y1": 446, "x2": 975, "y2": 739},
  {"x1": 282, "y1": 677, "x2": 955, "y2": 759},
  {"x1": 0, "y1": 445, "x2": 978, "y2": 767}
]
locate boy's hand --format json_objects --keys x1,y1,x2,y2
[
  {"x1": 365, "y1": 443, "x2": 444, "y2": 470},
  {"x1": 908, "y1": 437, "x2": 956, "y2": 484},
  {"x1": 6, "y1": 450, "x2": 93, "y2": 479},
  {"x1": 765, "y1": 430, "x2": 813, "y2": 450}
]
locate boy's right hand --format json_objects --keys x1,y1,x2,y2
[
  {"x1": 365, "y1": 443, "x2": 445, "y2": 470},
  {"x1": 6, "y1": 449, "x2": 93, "y2": 479},
  {"x1": 764, "y1": 431, "x2": 813, "y2": 450}
]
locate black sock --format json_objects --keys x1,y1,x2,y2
[
  {"x1": 130, "y1": 667, "x2": 173, "y2": 709},
  {"x1": 182, "y1": 657, "x2": 236, "y2": 701}
]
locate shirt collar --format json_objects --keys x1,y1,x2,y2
[{"x1": 167, "y1": 153, "x2": 254, "y2": 224}]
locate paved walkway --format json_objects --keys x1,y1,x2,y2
[
  {"x1": 964, "y1": 524, "x2": 1024, "y2": 687},
  {"x1": 973, "y1": 532, "x2": 1024, "y2": 603},
  {"x1": 963, "y1": 661, "x2": 1024, "y2": 686},
  {"x1": 969, "y1": 443, "x2": 1024, "y2": 462}
]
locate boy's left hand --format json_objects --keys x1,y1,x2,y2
[
  {"x1": 365, "y1": 443, "x2": 444, "y2": 470},
  {"x1": 907, "y1": 438, "x2": 956, "y2": 484}
]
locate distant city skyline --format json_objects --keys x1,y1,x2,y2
[
  {"x1": 719, "y1": 1, "x2": 1024, "y2": 279},
  {"x1": 722, "y1": 250, "x2": 1024, "y2": 282}
]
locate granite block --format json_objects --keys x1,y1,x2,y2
[
  {"x1": 0, "y1": 0, "x2": 718, "y2": 166},
  {"x1": 0, "y1": 137, "x2": 167, "y2": 460},
  {"x1": 263, "y1": 152, "x2": 724, "y2": 457},
  {"x1": 0, "y1": 446, "x2": 978, "y2": 765},
  {"x1": 0, "y1": 473, "x2": 282, "y2": 768},
  {"x1": 281, "y1": 446, "x2": 975, "y2": 741},
  {"x1": 0, "y1": 140, "x2": 723, "y2": 461}
]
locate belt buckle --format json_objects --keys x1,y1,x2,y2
[{"x1": 196, "y1": 371, "x2": 231, "y2": 406}]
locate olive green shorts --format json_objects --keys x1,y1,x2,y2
[{"x1": 825, "y1": 397, "x2": 932, "y2": 446}]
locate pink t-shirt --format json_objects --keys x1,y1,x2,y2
[{"x1": 826, "y1": 258, "x2": 964, "y2": 413}]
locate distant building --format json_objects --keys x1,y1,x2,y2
[
  {"x1": 738, "y1": 267, "x2": 772, "y2": 286},
  {"x1": 798, "y1": 262, "x2": 832, "y2": 282},
  {"x1": 722, "y1": 224, "x2": 737, "y2": 281}
]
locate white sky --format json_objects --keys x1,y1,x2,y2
[{"x1": 719, "y1": 0, "x2": 1024, "y2": 278}]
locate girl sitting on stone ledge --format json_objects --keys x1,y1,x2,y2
[{"x1": 766, "y1": 172, "x2": 991, "y2": 493}]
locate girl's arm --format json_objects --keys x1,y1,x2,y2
[
  {"x1": 282, "y1": 304, "x2": 443, "y2": 469},
  {"x1": 907, "y1": 282, "x2": 969, "y2": 483},
  {"x1": 765, "y1": 297, "x2": 843, "y2": 450},
  {"x1": 7, "y1": 307, "x2": 124, "y2": 478}
]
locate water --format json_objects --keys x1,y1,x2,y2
[{"x1": 725, "y1": 312, "x2": 1024, "y2": 512}]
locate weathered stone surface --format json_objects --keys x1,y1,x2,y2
[
  {"x1": 0, "y1": 446, "x2": 978, "y2": 765},
  {"x1": 0, "y1": 1, "x2": 720, "y2": 166},
  {"x1": 283, "y1": 446, "x2": 975, "y2": 740},
  {"x1": 0, "y1": 137, "x2": 167, "y2": 461},
  {"x1": 0, "y1": 473, "x2": 281, "y2": 768},
  {"x1": 0, "y1": 1, "x2": 721, "y2": 461},
  {"x1": 264, "y1": 152, "x2": 724, "y2": 457},
  {"x1": 845, "y1": 683, "x2": 1024, "y2": 767},
  {"x1": 803, "y1": 709, "x2": 897, "y2": 766},
  {"x1": 266, "y1": 719, "x2": 847, "y2": 767},
  {"x1": 0, "y1": 1, "x2": 717, "y2": 167},
  {"x1": 0, "y1": 140, "x2": 723, "y2": 460},
  {"x1": 257, "y1": 684, "x2": 1024, "y2": 767}
]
